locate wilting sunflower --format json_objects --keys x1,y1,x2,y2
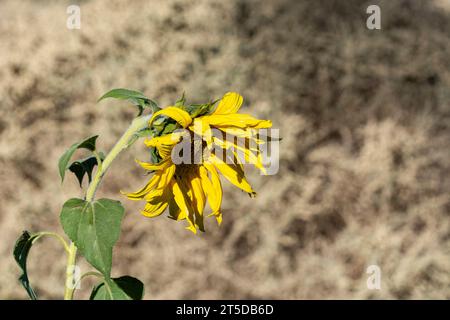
[{"x1": 125, "y1": 92, "x2": 272, "y2": 233}]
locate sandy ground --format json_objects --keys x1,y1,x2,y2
[{"x1": 0, "y1": 0, "x2": 449, "y2": 299}]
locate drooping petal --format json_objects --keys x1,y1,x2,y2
[
  {"x1": 200, "y1": 164, "x2": 223, "y2": 224},
  {"x1": 135, "y1": 158, "x2": 172, "y2": 171},
  {"x1": 208, "y1": 154, "x2": 255, "y2": 194},
  {"x1": 201, "y1": 114, "x2": 272, "y2": 129},
  {"x1": 168, "y1": 195, "x2": 182, "y2": 220},
  {"x1": 172, "y1": 178, "x2": 197, "y2": 233},
  {"x1": 155, "y1": 164, "x2": 176, "y2": 190},
  {"x1": 143, "y1": 164, "x2": 176, "y2": 201},
  {"x1": 189, "y1": 118, "x2": 213, "y2": 149},
  {"x1": 145, "y1": 132, "x2": 184, "y2": 159},
  {"x1": 217, "y1": 127, "x2": 266, "y2": 145},
  {"x1": 188, "y1": 170, "x2": 206, "y2": 231},
  {"x1": 150, "y1": 106, "x2": 192, "y2": 128},
  {"x1": 213, "y1": 137, "x2": 266, "y2": 174},
  {"x1": 144, "y1": 132, "x2": 184, "y2": 148},
  {"x1": 123, "y1": 173, "x2": 161, "y2": 200},
  {"x1": 141, "y1": 190, "x2": 170, "y2": 218},
  {"x1": 213, "y1": 92, "x2": 243, "y2": 115},
  {"x1": 179, "y1": 176, "x2": 202, "y2": 232}
]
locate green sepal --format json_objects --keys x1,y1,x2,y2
[
  {"x1": 174, "y1": 92, "x2": 186, "y2": 107},
  {"x1": 181, "y1": 102, "x2": 216, "y2": 118},
  {"x1": 135, "y1": 128, "x2": 152, "y2": 138},
  {"x1": 150, "y1": 147, "x2": 161, "y2": 164},
  {"x1": 89, "y1": 276, "x2": 144, "y2": 300},
  {"x1": 58, "y1": 135, "x2": 99, "y2": 182},
  {"x1": 13, "y1": 231, "x2": 39, "y2": 300},
  {"x1": 60, "y1": 198, "x2": 125, "y2": 277},
  {"x1": 150, "y1": 117, "x2": 180, "y2": 138}
]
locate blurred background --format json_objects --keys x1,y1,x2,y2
[{"x1": 0, "y1": 0, "x2": 449, "y2": 299}]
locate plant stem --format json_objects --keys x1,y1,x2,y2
[
  {"x1": 33, "y1": 231, "x2": 70, "y2": 254},
  {"x1": 63, "y1": 241, "x2": 78, "y2": 300},
  {"x1": 63, "y1": 114, "x2": 151, "y2": 300},
  {"x1": 85, "y1": 114, "x2": 151, "y2": 202}
]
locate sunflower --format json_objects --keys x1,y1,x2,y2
[{"x1": 125, "y1": 92, "x2": 272, "y2": 233}]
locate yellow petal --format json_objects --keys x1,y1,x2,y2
[
  {"x1": 155, "y1": 164, "x2": 175, "y2": 190},
  {"x1": 200, "y1": 164, "x2": 223, "y2": 221},
  {"x1": 150, "y1": 106, "x2": 192, "y2": 128},
  {"x1": 144, "y1": 132, "x2": 183, "y2": 148},
  {"x1": 201, "y1": 114, "x2": 272, "y2": 129},
  {"x1": 143, "y1": 165, "x2": 175, "y2": 201},
  {"x1": 179, "y1": 175, "x2": 203, "y2": 232},
  {"x1": 135, "y1": 158, "x2": 171, "y2": 171},
  {"x1": 213, "y1": 137, "x2": 266, "y2": 174},
  {"x1": 185, "y1": 225, "x2": 197, "y2": 234},
  {"x1": 168, "y1": 196, "x2": 181, "y2": 220},
  {"x1": 217, "y1": 127, "x2": 265, "y2": 145},
  {"x1": 188, "y1": 118, "x2": 213, "y2": 148},
  {"x1": 188, "y1": 171, "x2": 206, "y2": 231},
  {"x1": 145, "y1": 132, "x2": 187, "y2": 159},
  {"x1": 141, "y1": 191, "x2": 169, "y2": 218},
  {"x1": 210, "y1": 212, "x2": 223, "y2": 225},
  {"x1": 123, "y1": 173, "x2": 160, "y2": 200},
  {"x1": 213, "y1": 92, "x2": 243, "y2": 115},
  {"x1": 208, "y1": 154, "x2": 255, "y2": 194},
  {"x1": 172, "y1": 179, "x2": 197, "y2": 232}
]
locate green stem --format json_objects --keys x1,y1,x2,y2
[
  {"x1": 81, "y1": 271, "x2": 104, "y2": 281},
  {"x1": 33, "y1": 231, "x2": 70, "y2": 254},
  {"x1": 63, "y1": 114, "x2": 151, "y2": 300},
  {"x1": 85, "y1": 115, "x2": 151, "y2": 202},
  {"x1": 63, "y1": 242, "x2": 77, "y2": 300}
]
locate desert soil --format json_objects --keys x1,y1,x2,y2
[{"x1": 0, "y1": 0, "x2": 449, "y2": 299}]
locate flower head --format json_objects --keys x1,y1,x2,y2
[{"x1": 125, "y1": 92, "x2": 272, "y2": 233}]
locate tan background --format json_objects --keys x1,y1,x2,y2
[{"x1": 0, "y1": 0, "x2": 449, "y2": 299}]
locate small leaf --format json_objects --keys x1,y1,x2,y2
[
  {"x1": 160, "y1": 121, "x2": 179, "y2": 136},
  {"x1": 146, "y1": 99, "x2": 161, "y2": 113},
  {"x1": 90, "y1": 276, "x2": 144, "y2": 300},
  {"x1": 13, "y1": 231, "x2": 38, "y2": 300},
  {"x1": 69, "y1": 152, "x2": 105, "y2": 187},
  {"x1": 98, "y1": 88, "x2": 161, "y2": 114},
  {"x1": 58, "y1": 135, "x2": 99, "y2": 182},
  {"x1": 182, "y1": 103, "x2": 213, "y2": 118},
  {"x1": 77, "y1": 136, "x2": 98, "y2": 152},
  {"x1": 98, "y1": 88, "x2": 148, "y2": 103},
  {"x1": 60, "y1": 198, "x2": 125, "y2": 277},
  {"x1": 135, "y1": 128, "x2": 152, "y2": 138},
  {"x1": 174, "y1": 92, "x2": 186, "y2": 107}
]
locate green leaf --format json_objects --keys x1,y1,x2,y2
[
  {"x1": 69, "y1": 152, "x2": 105, "y2": 187},
  {"x1": 58, "y1": 135, "x2": 99, "y2": 182},
  {"x1": 174, "y1": 92, "x2": 186, "y2": 107},
  {"x1": 90, "y1": 276, "x2": 144, "y2": 300},
  {"x1": 98, "y1": 88, "x2": 148, "y2": 105},
  {"x1": 60, "y1": 198, "x2": 125, "y2": 277},
  {"x1": 77, "y1": 135, "x2": 98, "y2": 151},
  {"x1": 135, "y1": 128, "x2": 152, "y2": 138},
  {"x1": 98, "y1": 88, "x2": 161, "y2": 115},
  {"x1": 182, "y1": 103, "x2": 214, "y2": 118},
  {"x1": 13, "y1": 231, "x2": 38, "y2": 300}
]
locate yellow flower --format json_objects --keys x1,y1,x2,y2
[{"x1": 125, "y1": 92, "x2": 272, "y2": 233}]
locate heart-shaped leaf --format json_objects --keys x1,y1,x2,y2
[
  {"x1": 58, "y1": 135, "x2": 99, "y2": 182},
  {"x1": 60, "y1": 198, "x2": 125, "y2": 277},
  {"x1": 90, "y1": 276, "x2": 144, "y2": 300},
  {"x1": 13, "y1": 231, "x2": 39, "y2": 300}
]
